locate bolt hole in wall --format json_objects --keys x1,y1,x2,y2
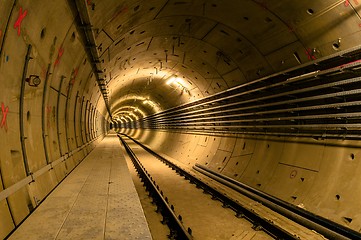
[
  {"x1": 350, "y1": 153, "x2": 355, "y2": 160},
  {"x1": 307, "y1": 8, "x2": 314, "y2": 15},
  {"x1": 71, "y1": 32, "x2": 76, "y2": 42},
  {"x1": 40, "y1": 28, "x2": 46, "y2": 39},
  {"x1": 336, "y1": 194, "x2": 341, "y2": 200},
  {"x1": 333, "y1": 43, "x2": 340, "y2": 50},
  {"x1": 27, "y1": 111, "x2": 31, "y2": 123},
  {"x1": 343, "y1": 217, "x2": 353, "y2": 224}
]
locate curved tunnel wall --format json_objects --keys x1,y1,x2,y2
[
  {"x1": 1, "y1": 0, "x2": 361, "y2": 238},
  {"x1": 0, "y1": 1, "x2": 109, "y2": 238}
]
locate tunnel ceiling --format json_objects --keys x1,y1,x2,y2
[{"x1": 83, "y1": 0, "x2": 361, "y2": 121}]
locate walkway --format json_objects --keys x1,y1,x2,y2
[{"x1": 8, "y1": 133, "x2": 152, "y2": 240}]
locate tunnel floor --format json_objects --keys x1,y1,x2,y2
[
  {"x1": 8, "y1": 133, "x2": 151, "y2": 240},
  {"x1": 7, "y1": 133, "x2": 328, "y2": 240},
  {"x1": 122, "y1": 139, "x2": 271, "y2": 240}
]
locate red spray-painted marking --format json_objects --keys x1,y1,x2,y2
[
  {"x1": 54, "y1": 47, "x2": 64, "y2": 67},
  {"x1": 13, "y1": 7, "x2": 28, "y2": 36},
  {"x1": 345, "y1": 0, "x2": 359, "y2": 7},
  {"x1": 112, "y1": 6, "x2": 129, "y2": 19},
  {"x1": 338, "y1": 59, "x2": 361, "y2": 68},
  {"x1": 286, "y1": 23, "x2": 295, "y2": 33},
  {"x1": 305, "y1": 48, "x2": 317, "y2": 60},
  {"x1": 1, "y1": 103, "x2": 9, "y2": 132},
  {"x1": 290, "y1": 170, "x2": 297, "y2": 179},
  {"x1": 70, "y1": 67, "x2": 79, "y2": 85},
  {"x1": 67, "y1": 67, "x2": 79, "y2": 92},
  {"x1": 255, "y1": 0, "x2": 269, "y2": 10}
]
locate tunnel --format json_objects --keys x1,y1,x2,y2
[{"x1": 1, "y1": 0, "x2": 361, "y2": 239}]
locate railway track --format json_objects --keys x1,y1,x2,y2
[{"x1": 118, "y1": 133, "x2": 361, "y2": 240}]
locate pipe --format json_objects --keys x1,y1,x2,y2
[
  {"x1": 19, "y1": 44, "x2": 32, "y2": 176},
  {"x1": 79, "y1": 96, "x2": 85, "y2": 145},
  {"x1": 41, "y1": 64, "x2": 51, "y2": 164},
  {"x1": 56, "y1": 75, "x2": 66, "y2": 157},
  {"x1": 65, "y1": 78, "x2": 72, "y2": 154}
]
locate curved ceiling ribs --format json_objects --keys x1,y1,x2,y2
[{"x1": 86, "y1": 0, "x2": 361, "y2": 135}]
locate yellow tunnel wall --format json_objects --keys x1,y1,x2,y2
[
  {"x1": 0, "y1": 1, "x2": 109, "y2": 238},
  {"x1": 1, "y1": 0, "x2": 361, "y2": 238}
]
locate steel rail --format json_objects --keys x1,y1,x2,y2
[
  {"x1": 121, "y1": 133, "x2": 361, "y2": 239},
  {"x1": 118, "y1": 135, "x2": 193, "y2": 240},
  {"x1": 194, "y1": 164, "x2": 361, "y2": 240},
  {"x1": 120, "y1": 133, "x2": 303, "y2": 240}
]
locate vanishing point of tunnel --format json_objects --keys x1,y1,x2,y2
[{"x1": 1, "y1": 0, "x2": 361, "y2": 239}]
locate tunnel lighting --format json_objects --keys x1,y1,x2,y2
[
  {"x1": 143, "y1": 100, "x2": 153, "y2": 106},
  {"x1": 112, "y1": 106, "x2": 146, "y2": 120},
  {"x1": 128, "y1": 112, "x2": 138, "y2": 120},
  {"x1": 166, "y1": 76, "x2": 191, "y2": 95},
  {"x1": 166, "y1": 77, "x2": 176, "y2": 85},
  {"x1": 168, "y1": 77, "x2": 182, "y2": 85},
  {"x1": 166, "y1": 76, "x2": 185, "y2": 86},
  {"x1": 143, "y1": 99, "x2": 160, "y2": 110},
  {"x1": 143, "y1": 99, "x2": 155, "y2": 106}
]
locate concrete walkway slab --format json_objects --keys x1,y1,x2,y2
[{"x1": 8, "y1": 133, "x2": 152, "y2": 240}]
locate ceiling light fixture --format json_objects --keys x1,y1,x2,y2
[
  {"x1": 166, "y1": 76, "x2": 191, "y2": 95},
  {"x1": 166, "y1": 76, "x2": 176, "y2": 85}
]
